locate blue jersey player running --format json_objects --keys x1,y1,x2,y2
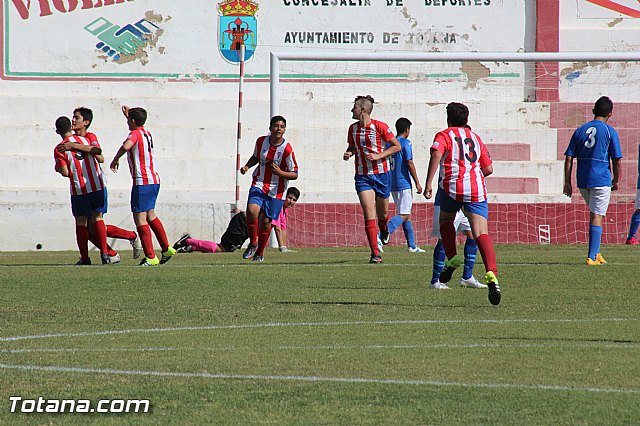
[
  {"x1": 563, "y1": 96, "x2": 622, "y2": 265},
  {"x1": 378, "y1": 117, "x2": 425, "y2": 253}
]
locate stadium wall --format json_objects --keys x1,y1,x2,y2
[{"x1": 1, "y1": 0, "x2": 639, "y2": 251}]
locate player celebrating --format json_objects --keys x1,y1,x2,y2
[
  {"x1": 240, "y1": 116, "x2": 298, "y2": 262},
  {"x1": 563, "y1": 96, "x2": 622, "y2": 265},
  {"x1": 343, "y1": 95, "x2": 401, "y2": 263},
  {"x1": 110, "y1": 106, "x2": 176, "y2": 266},
  {"x1": 424, "y1": 102, "x2": 501, "y2": 305},
  {"x1": 53, "y1": 116, "x2": 111, "y2": 265},
  {"x1": 57, "y1": 107, "x2": 142, "y2": 261}
]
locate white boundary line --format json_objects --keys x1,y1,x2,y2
[
  {"x1": 3, "y1": 341, "x2": 639, "y2": 354},
  {"x1": 1, "y1": 318, "x2": 637, "y2": 342},
  {"x1": 0, "y1": 363, "x2": 637, "y2": 395}
]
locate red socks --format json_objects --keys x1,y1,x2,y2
[
  {"x1": 75, "y1": 225, "x2": 89, "y2": 260},
  {"x1": 148, "y1": 218, "x2": 169, "y2": 252},
  {"x1": 256, "y1": 224, "x2": 272, "y2": 256},
  {"x1": 136, "y1": 224, "x2": 155, "y2": 259},
  {"x1": 247, "y1": 217, "x2": 259, "y2": 247},
  {"x1": 440, "y1": 220, "x2": 457, "y2": 259},
  {"x1": 106, "y1": 225, "x2": 136, "y2": 241},
  {"x1": 476, "y1": 233, "x2": 498, "y2": 275},
  {"x1": 365, "y1": 219, "x2": 379, "y2": 256}
]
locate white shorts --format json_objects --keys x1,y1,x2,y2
[
  {"x1": 391, "y1": 188, "x2": 413, "y2": 215},
  {"x1": 635, "y1": 188, "x2": 640, "y2": 210},
  {"x1": 430, "y1": 205, "x2": 471, "y2": 238},
  {"x1": 579, "y1": 186, "x2": 611, "y2": 216}
]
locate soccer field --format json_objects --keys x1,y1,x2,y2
[{"x1": 0, "y1": 245, "x2": 638, "y2": 425}]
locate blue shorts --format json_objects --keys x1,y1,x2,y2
[
  {"x1": 439, "y1": 189, "x2": 489, "y2": 219},
  {"x1": 247, "y1": 186, "x2": 285, "y2": 221},
  {"x1": 71, "y1": 189, "x2": 107, "y2": 218},
  {"x1": 355, "y1": 173, "x2": 391, "y2": 199},
  {"x1": 131, "y1": 184, "x2": 159, "y2": 213}
]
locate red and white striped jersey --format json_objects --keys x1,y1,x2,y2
[
  {"x1": 54, "y1": 135, "x2": 105, "y2": 196},
  {"x1": 347, "y1": 119, "x2": 395, "y2": 175},
  {"x1": 431, "y1": 127, "x2": 492, "y2": 203},
  {"x1": 125, "y1": 126, "x2": 160, "y2": 186},
  {"x1": 250, "y1": 135, "x2": 298, "y2": 200}
]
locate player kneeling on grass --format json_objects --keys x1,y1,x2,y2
[
  {"x1": 240, "y1": 116, "x2": 298, "y2": 262},
  {"x1": 423, "y1": 102, "x2": 501, "y2": 305},
  {"x1": 173, "y1": 187, "x2": 300, "y2": 254}
]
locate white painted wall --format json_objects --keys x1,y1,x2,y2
[{"x1": 1, "y1": 0, "x2": 638, "y2": 251}]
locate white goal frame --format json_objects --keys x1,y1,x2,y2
[{"x1": 270, "y1": 50, "x2": 640, "y2": 117}]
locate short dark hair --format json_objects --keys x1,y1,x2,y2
[
  {"x1": 286, "y1": 186, "x2": 300, "y2": 199},
  {"x1": 395, "y1": 117, "x2": 412, "y2": 134},
  {"x1": 73, "y1": 107, "x2": 93, "y2": 129},
  {"x1": 593, "y1": 96, "x2": 613, "y2": 117},
  {"x1": 270, "y1": 115, "x2": 286, "y2": 128},
  {"x1": 446, "y1": 102, "x2": 469, "y2": 127},
  {"x1": 128, "y1": 107, "x2": 147, "y2": 126},
  {"x1": 354, "y1": 95, "x2": 375, "y2": 113},
  {"x1": 354, "y1": 95, "x2": 375, "y2": 104},
  {"x1": 55, "y1": 116, "x2": 71, "y2": 135}
]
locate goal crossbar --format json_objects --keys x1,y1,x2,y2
[{"x1": 270, "y1": 50, "x2": 640, "y2": 116}]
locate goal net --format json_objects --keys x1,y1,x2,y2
[{"x1": 270, "y1": 51, "x2": 640, "y2": 247}]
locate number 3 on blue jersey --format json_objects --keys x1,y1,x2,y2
[{"x1": 584, "y1": 127, "x2": 596, "y2": 148}]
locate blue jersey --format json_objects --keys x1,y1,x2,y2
[
  {"x1": 388, "y1": 136, "x2": 413, "y2": 192},
  {"x1": 564, "y1": 120, "x2": 622, "y2": 188}
]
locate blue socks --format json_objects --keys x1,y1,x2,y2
[
  {"x1": 462, "y1": 238, "x2": 477, "y2": 280},
  {"x1": 431, "y1": 240, "x2": 446, "y2": 284},
  {"x1": 588, "y1": 224, "x2": 602, "y2": 260},
  {"x1": 402, "y1": 221, "x2": 416, "y2": 249},
  {"x1": 628, "y1": 211, "x2": 640, "y2": 240},
  {"x1": 387, "y1": 215, "x2": 404, "y2": 235}
]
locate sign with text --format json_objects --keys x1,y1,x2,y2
[{"x1": 2, "y1": 0, "x2": 526, "y2": 80}]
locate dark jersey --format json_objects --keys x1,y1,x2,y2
[{"x1": 220, "y1": 212, "x2": 249, "y2": 252}]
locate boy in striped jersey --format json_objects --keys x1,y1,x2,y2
[
  {"x1": 240, "y1": 115, "x2": 298, "y2": 262},
  {"x1": 57, "y1": 107, "x2": 142, "y2": 262},
  {"x1": 54, "y1": 116, "x2": 111, "y2": 265},
  {"x1": 343, "y1": 95, "x2": 401, "y2": 264},
  {"x1": 110, "y1": 106, "x2": 176, "y2": 266},
  {"x1": 423, "y1": 102, "x2": 501, "y2": 305}
]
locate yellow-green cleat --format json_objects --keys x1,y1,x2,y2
[
  {"x1": 484, "y1": 271, "x2": 501, "y2": 306},
  {"x1": 139, "y1": 256, "x2": 160, "y2": 266},
  {"x1": 439, "y1": 255, "x2": 463, "y2": 283},
  {"x1": 159, "y1": 247, "x2": 177, "y2": 264}
]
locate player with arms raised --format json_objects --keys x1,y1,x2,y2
[{"x1": 424, "y1": 102, "x2": 501, "y2": 305}]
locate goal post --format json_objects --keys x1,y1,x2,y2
[{"x1": 269, "y1": 51, "x2": 640, "y2": 247}]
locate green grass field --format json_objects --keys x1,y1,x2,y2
[{"x1": 0, "y1": 244, "x2": 638, "y2": 425}]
